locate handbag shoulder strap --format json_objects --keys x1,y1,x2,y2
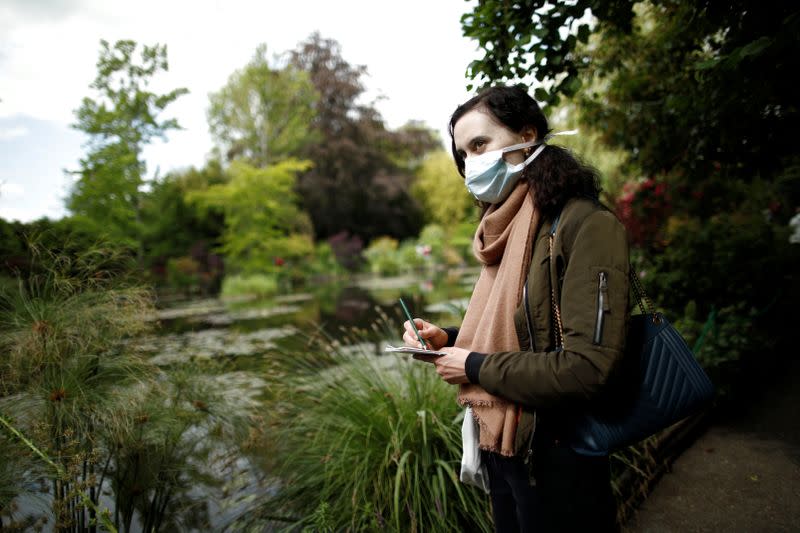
[{"x1": 547, "y1": 208, "x2": 659, "y2": 349}]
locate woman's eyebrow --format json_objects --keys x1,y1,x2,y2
[
  {"x1": 456, "y1": 135, "x2": 487, "y2": 155},
  {"x1": 468, "y1": 135, "x2": 489, "y2": 148}
]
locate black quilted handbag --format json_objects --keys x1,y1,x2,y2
[{"x1": 545, "y1": 215, "x2": 715, "y2": 456}]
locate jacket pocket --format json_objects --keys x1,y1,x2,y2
[{"x1": 593, "y1": 270, "x2": 609, "y2": 345}]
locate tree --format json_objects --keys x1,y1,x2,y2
[
  {"x1": 207, "y1": 44, "x2": 318, "y2": 166},
  {"x1": 288, "y1": 33, "x2": 439, "y2": 244},
  {"x1": 461, "y1": 1, "x2": 640, "y2": 104},
  {"x1": 67, "y1": 40, "x2": 188, "y2": 252},
  {"x1": 186, "y1": 159, "x2": 314, "y2": 275}
]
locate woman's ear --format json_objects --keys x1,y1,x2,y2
[{"x1": 521, "y1": 126, "x2": 538, "y2": 143}]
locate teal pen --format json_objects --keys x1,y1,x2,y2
[{"x1": 399, "y1": 298, "x2": 428, "y2": 349}]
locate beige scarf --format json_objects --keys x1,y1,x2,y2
[{"x1": 456, "y1": 181, "x2": 540, "y2": 456}]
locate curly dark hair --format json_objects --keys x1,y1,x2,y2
[{"x1": 448, "y1": 85, "x2": 601, "y2": 218}]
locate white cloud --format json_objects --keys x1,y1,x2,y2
[
  {"x1": 0, "y1": 200, "x2": 65, "y2": 223},
  {"x1": 0, "y1": 126, "x2": 28, "y2": 139},
  {"x1": 0, "y1": 182, "x2": 24, "y2": 198}
]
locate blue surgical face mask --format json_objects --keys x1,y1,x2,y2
[{"x1": 464, "y1": 130, "x2": 578, "y2": 204}]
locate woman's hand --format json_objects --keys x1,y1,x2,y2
[
  {"x1": 413, "y1": 346, "x2": 471, "y2": 385},
  {"x1": 403, "y1": 319, "x2": 448, "y2": 350}
]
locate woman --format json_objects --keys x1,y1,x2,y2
[{"x1": 402, "y1": 85, "x2": 629, "y2": 532}]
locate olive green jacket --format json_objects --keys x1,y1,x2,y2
[{"x1": 476, "y1": 197, "x2": 631, "y2": 455}]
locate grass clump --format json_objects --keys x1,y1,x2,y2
[{"x1": 253, "y1": 331, "x2": 492, "y2": 532}]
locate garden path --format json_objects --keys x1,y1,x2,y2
[{"x1": 629, "y1": 357, "x2": 800, "y2": 532}]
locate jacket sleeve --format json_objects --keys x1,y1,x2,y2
[{"x1": 476, "y1": 210, "x2": 630, "y2": 410}]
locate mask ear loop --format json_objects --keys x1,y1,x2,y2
[
  {"x1": 517, "y1": 129, "x2": 580, "y2": 168},
  {"x1": 508, "y1": 129, "x2": 580, "y2": 171}
]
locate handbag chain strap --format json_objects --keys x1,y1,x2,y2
[
  {"x1": 548, "y1": 233, "x2": 566, "y2": 349},
  {"x1": 628, "y1": 267, "x2": 658, "y2": 320},
  {"x1": 547, "y1": 213, "x2": 661, "y2": 350}
]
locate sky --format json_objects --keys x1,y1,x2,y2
[{"x1": 0, "y1": 0, "x2": 480, "y2": 222}]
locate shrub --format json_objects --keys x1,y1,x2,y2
[
  {"x1": 307, "y1": 241, "x2": 345, "y2": 279},
  {"x1": 166, "y1": 255, "x2": 202, "y2": 293},
  {"x1": 397, "y1": 241, "x2": 429, "y2": 271},
  {"x1": 363, "y1": 237, "x2": 402, "y2": 276},
  {"x1": 220, "y1": 273, "x2": 279, "y2": 299},
  {"x1": 417, "y1": 224, "x2": 446, "y2": 262}
]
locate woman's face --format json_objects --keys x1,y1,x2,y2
[{"x1": 453, "y1": 108, "x2": 536, "y2": 166}]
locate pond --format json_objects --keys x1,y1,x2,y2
[{"x1": 128, "y1": 266, "x2": 480, "y2": 530}]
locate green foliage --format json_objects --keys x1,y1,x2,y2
[
  {"x1": 0, "y1": 215, "x2": 129, "y2": 281},
  {"x1": 139, "y1": 160, "x2": 227, "y2": 289},
  {"x1": 363, "y1": 237, "x2": 402, "y2": 276},
  {"x1": 635, "y1": 210, "x2": 789, "y2": 321},
  {"x1": 363, "y1": 222, "x2": 478, "y2": 276},
  {"x1": 166, "y1": 256, "x2": 202, "y2": 293},
  {"x1": 0, "y1": 421, "x2": 41, "y2": 529},
  {"x1": 548, "y1": 105, "x2": 633, "y2": 200},
  {"x1": 460, "y1": 0, "x2": 621, "y2": 103},
  {"x1": 396, "y1": 241, "x2": 429, "y2": 273},
  {"x1": 258, "y1": 341, "x2": 493, "y2": 532},
  {"x1": 449, "y1": 221, "x2": 478, "y2": 264},
  {"x1": 220, "y1": 273, "x2": 279, "y2": 299},
  {"x1": 669, "y1": 302, "x2": 762, "y2": 398},
  {"x1": 306, "y1": 241, "x2": 345, "y2": 279},
  {"x1": 384, "y1": 120, "x2": 443, "y2": 174},
  {"x1": 411, "y1": 150, "x2": 477, "y2": 229},
  {"x1": 67, "y1": 39, "x2": 187, "y2": 249},
  {"x1": 187, "y1": 159, "x2": 314, "y2": 276},
  {"x1": 577, "y1": 2, "x2": 800, "y2": 197},
  {"x1": 208, "y1": 44, "x2": 319, "y2": 166}
]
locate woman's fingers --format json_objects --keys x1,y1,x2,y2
[
  {"x1": 403, "y1": 319, "x2": 425, "y2": 346},
  {"x1": 417, "y1": 320, "x2": 448, "y2": 350},
  {"x1": 415, "y1": 318, "x2": 435, "y2": 337},
  {"x1": 402, "y1": 330, "x2": 419, "y2": 347},
  {"x1": 403, "y1": 319, "x2": 445, "y2": 349},
  {"x1": 403, "y1": 328, "x2": 427, "y2": 348}
]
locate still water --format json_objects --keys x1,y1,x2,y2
[{"x1": 130, "y1": 267, "x2": 479, "y2": 530}]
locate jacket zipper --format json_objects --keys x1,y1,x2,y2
[
  {"x1": 593, "y1": 271, "x2": 609, "y2": 345},
  {"x1": 522, "y1": 280, "x2": 537, "y2": 475}
]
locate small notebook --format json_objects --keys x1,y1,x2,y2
[{"x1": 384, "y1": 344, "x2": 447, "y2": 356}]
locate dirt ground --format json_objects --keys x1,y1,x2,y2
[{"x1": 629, "y1": 357, "x2": 800, "y2": 532}]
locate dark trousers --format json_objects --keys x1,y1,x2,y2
[{"x1": 482, "y1": 440, "x2": 618, "y2": 533}]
